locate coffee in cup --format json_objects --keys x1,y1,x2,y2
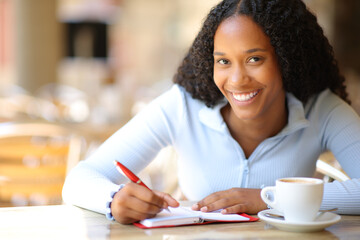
[{"x1": 261, "y1": 177, "x2": 324, "y2": 222}]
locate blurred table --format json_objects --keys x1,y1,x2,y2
[{"x1": 0, "y1": 204, "x2": 359, "y2": 240}]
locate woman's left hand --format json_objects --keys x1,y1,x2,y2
[{"x1": 191, "y1": 188, "x2": 267, "y2": 214}]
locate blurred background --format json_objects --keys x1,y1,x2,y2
[
  {"x1": 0, "y1": 0, "x2": 223, "y2": 132},
  {"x1": 1, "y1": 0, "x2": 360, "y2": 130},
  {"x1": 0, "y1": 0, "x2": 359, "y2": 207}
]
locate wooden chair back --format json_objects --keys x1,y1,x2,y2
[
  {"x1": 316, "y1": 151, "x2": 350, "y2": 182},
  {"x1": 0, "y1": 122, "x2": 83, "y2": 207}
]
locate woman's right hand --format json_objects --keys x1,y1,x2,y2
[{"x1": 111, "y1": 182, "x2": 179, "y2": 224}]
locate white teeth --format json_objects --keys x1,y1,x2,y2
[{"x1": 233, "y1": 90, "x2": 259, "y2": 102}]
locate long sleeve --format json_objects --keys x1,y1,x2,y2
[
  {"x1": 62, "y1": 85, "x2": 185, "y2": 214},
  {"x1": 322, "y1": 179, "x2": 360, "y2": 214},
  {"x1": 314, "y1": 90, "x2": 360, "y2": 214},
  {"x1": 62, "y1": 161, "x2": 122, "y2": 214}
]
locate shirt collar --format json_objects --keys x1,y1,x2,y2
[
  {"x1": 198, "y1": 93, "x2": 309, "y2": 136},
  {"x1": 279, "y1": 92, "x2": 310, "y2": 136},
  {"x1": 199, "y1": 99, "x2": 228, "y2": 131}
]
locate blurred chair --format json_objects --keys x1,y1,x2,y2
[
  {"x1": 0, "y1": 88, "x2": 59, "y2": 122},
  {"x1": 0, "y1": 122, "x2": 84, "y2": 207},
  {"x1": 0, "y1": 83, "x2": 90, "y2": 123},
  {"x1": 316, "y1": 151, "x2": 350, "y2": 182},
  {"x1": 35, "y1": 83, "x2": 90, "y2": 123}
]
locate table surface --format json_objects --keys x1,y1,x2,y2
[{"x1": 0, "y1": 204, "x2": 359, "y2": 240}]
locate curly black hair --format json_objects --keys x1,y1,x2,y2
[{"x1": 173, "y1": 0, "x2": 349, "y2": 107}]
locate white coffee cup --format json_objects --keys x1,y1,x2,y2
[{"x1": 261, "y1": 177, "x2": 324, "y2": 222}]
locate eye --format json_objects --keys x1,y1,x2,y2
[
  {"x1": 248, "y1": 56, "x2": 261, "y2": 63},
  {"x1": 217, "y1": 59, "x2": 230, "y2": 65}
]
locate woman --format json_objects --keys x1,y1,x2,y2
[{"x1": 62, "y1": 0, "x2": 360, "y2": 224}]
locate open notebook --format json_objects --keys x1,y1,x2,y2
[{"x1": 133, "y1": 206, "x2": 258, "y2": 228}]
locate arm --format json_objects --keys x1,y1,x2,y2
[
  {"x1": 322, "y1": 179, "x2": 360, "y2": 214},
  {"x1": 62, "y1": 85, "x2": 184, "y2": 216},
  {"x1": 318, "y1": 92, "x2": 360, "y2": 214}
]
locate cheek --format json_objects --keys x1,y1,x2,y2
[
  {"x1": 268, "y1": 69, "x2": 283, "y2": 89},
  {"x1": 213, "y1": 70, "x2": 224, "y2": 89},
  {"x1": 213, "y1": 75, "x2": 227, "y2": 97},
  {"x1": 259, "y1": 65, "x2": 283, "y2": 88},
  {"x1": 268, "y1": 60, "x2": 283, "y2": 84}
]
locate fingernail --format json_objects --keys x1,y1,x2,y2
[
  {"x1": 191, "y1": 204, "x2": 198, "y2": 210},
  {"x1": 221, "y1": 209, "x2": 227, "y2": 214},
  {"x1": 200, "y1": 206, "x2": 208, "y2": 212}
]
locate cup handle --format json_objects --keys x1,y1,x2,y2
[{"x1": 261, "y1": 186, "x2": 277, "y2": 209}]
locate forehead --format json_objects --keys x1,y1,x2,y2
[{"x1": 214, "y1": 15, "x2": 272, "y2": 50}]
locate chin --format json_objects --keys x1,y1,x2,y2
[{"x1": 233, "y1": 111, "x2": 260, "y2": 121}]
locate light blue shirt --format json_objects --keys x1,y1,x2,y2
[{"x1": 62, "y1": 84, "x2": 360, "y2": 215}]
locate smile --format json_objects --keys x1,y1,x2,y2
[{"x1": 232, "y1": 90, "x2": 260, "y2": 102}]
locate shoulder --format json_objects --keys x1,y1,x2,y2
[
  {"x1": 151, "y1": 84, "x2": 193, "y2": 104},
  {"x1": 306, "y1": 89, "x2": 357, "y2": 117},
  {"x1": 143, "y1": 84, "x2": 186, "y2": 112},
  {"x1": 305, "y1": 89, "x2": 360, "y2": 127},
  {"x1": 138, "y1": 84, "x2": 207, "y2": 126},
  {"x1": 151, "y1": 84, "x2": 206, "y2": 112}
]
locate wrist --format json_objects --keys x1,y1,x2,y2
[{"x1": 105, "y1": 184, "x2": 125, "y2": 221}]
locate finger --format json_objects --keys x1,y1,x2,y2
[
  {"x1": 124, "y1": 183, "x2": 165, "y2": 208},
  {"x1": 192, "y1": 190, "x2": 229, "y2": 211},
  {"x1": 125, "y1": 195, "x2": 164, "y2": 215},
  {"x1": 191, "y1": 194, "x2": 219, "y2": 210},
  {"x1": 112, "y1": 194, "x2": 161, "y2": 224},
  {"x1": 199, "y1": 197, "x2": 234, "y2": 212},
  {"x1": 113, "y1": 205, "x2": 157, "y2": 224},
  {"x1": 154, "y1": 191, "x2": 180, "y2": 208},
  {"x1": 221, "y1": 204, "x2": 247, "y2": 214}
]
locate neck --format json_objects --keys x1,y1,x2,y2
[{"x1": 222, "y1": 101, "x2": 288, "y2": 157}]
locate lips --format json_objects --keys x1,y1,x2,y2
[{"x1": 232, "y1": 89, "x2": 260, "y2": 102}]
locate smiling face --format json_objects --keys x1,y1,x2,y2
[{"x1": 213, "y1": 15, "x2": 285, "y2": 122}]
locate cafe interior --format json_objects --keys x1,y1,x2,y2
[
  {"x1": 0, "y1": 0, "x2": 359, "y2": 208},
  {"x1": 1, "y1": 0, "x2": 226, "y2": 207},
  {"x1": 0, "y1": 1, "x2": 359, "y2": 238}
]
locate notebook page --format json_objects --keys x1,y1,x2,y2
[
  {"x1": 197, "y1": 209, "x2": 250, "y2": 221},
  {"x1": 139, "y1": 207, "x2": 201, "y2": 227}
]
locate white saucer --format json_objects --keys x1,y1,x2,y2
[{"x1": 258, "y1": 209, "x2": 341, "y2": 232}]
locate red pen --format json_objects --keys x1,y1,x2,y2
[
  {"x1": 114, "y1": 160, "x2": 150, "y2": 190},
  {"x1": 114, "y1": 160, "x2": 170, "y2": 212}
]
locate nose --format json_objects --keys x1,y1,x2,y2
[{"x1": 230, "y1": 65, "x2": 250, "y2": 83}]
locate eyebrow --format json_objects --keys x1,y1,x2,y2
[
  {"x1": 246, "y1": 48, "x2": 267, "y2": 53},
  {"x1": 213, "y1": 48, "x2": 267, "y2": 56}
]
